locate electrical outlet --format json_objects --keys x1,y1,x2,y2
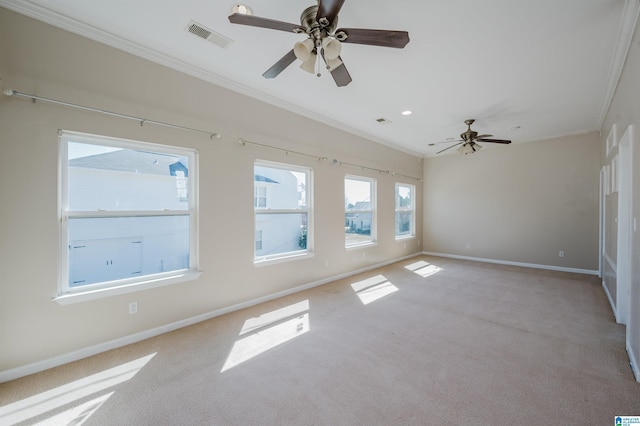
[
  {"x1": 559, "y1": 251, "x2": 565, "y2": 258},
  {"x1": 466, "y1": 243, "x2": 471, "y2": 250},
  {"x1": 129, "y1": 301, "x2": 138, "y2": 315}
]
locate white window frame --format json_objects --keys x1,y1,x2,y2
[
  {"x1": 344, "y1": 175, "x2": 377, "y2": 248},
  {"x1": 56, "y1": 130, "x2": 201, "y2": 304},
  {"x1": 254, "y1": 160, "x2": 313, "y2": 265},
  {"x1": 395, "y1": 183, "x2": 415, "y2": 239}
]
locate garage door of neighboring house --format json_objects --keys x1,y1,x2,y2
[{"x1": 69, "y1": 237, "x2": 143, "y2": 287}]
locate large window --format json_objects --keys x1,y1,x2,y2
[
  {"x1": 254, "y1": 161, "x2": 311, "y2": 263},
  {"x1": 58, "y1": 131, "x2": 199, "y2": 302},
  {"x1": 345, "y1": 176, "x2": 376, "y2": 247},
  {"x1": 395, "y1": 183, "x2": 415, "y2": 238}
]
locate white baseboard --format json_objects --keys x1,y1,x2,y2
[
  {"x1": 422, "y1": 252, "x2": 599, "y2": 275},
  {"x1": 627, "y1": 343, "x2": 640, "y2": 382},
  {"x1": 0, "y1": 252, "x2": 421, "y2": 383}
]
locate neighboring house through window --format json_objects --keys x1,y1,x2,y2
[
  {"x1": 254, "y1": 160, "x2": 311, "y2": 263},
  {"x1": 58, "y1": 130, "x2": 199, "y2": 302},
  {"x1": 254, "y1": 183, "x2": 267, "y2": 208},
  {"x1": 395, "y1": 183, "x2": 415, "y2": 238},
  {"x1": 345, "y1": 176, "x2": 376, "y2": 247}
]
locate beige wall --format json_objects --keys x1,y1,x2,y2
[
  {"x1": 422, "y1": 132, "x2": 601, "y2": 271},
  {"x1": 0, "y1": 9, "x2": 423, "y2": 373},
  {"x1": 601, "y1": 9, "x2": 640, "y2": 378}
]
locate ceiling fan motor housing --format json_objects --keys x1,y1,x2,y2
[{"x1": 300, "y1": 5, "x2": 337, "y2": 43}]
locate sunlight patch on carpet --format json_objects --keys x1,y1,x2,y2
[
  {"x1": 404, "y1": 260, "x2": 442, "y2": 278},
  {"x1": 222, "y1": 301, "x2": 310, "y2": 372},
  {"x1": 351, "y1": 274, "x2": 398, "y2": 305},
  {"x1": 240, "y1": 299, "x2": 309, "y2": 336},
  {"x1": 0, "y1": 353, "x2": 156, "y2": 425}
]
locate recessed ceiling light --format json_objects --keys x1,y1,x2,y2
[
  {"x1": 231, "y1": 3, "x2": 253, "y2": 15},
  {"x1": 401, "y1": 110, "x2": 412, "y2": 116}
]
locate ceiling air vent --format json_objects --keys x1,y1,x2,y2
[
  {"x1": 186, "y1": 21, "x2": 233, "y2": 48},
  {"x1": 375, "y1": 117, "x2": 392, "y2": 124}
]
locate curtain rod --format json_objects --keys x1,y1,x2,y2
[
  {"x1": 332, "y1": 159, "x2": 422, "y2": 181},
  {"x1": 239, "y1": 138, "x2": 422, "y2": 182},
  {"x1": 3, "y1": 89, "x2": 222, "y2": 140},
  {"x1": 238, "y1": 138, "x2": 328, "y2": 162},
  {"x1": 3, "y1": 89, "x2": 421, "y2": 181}
]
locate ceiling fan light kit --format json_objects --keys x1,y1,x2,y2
[
  {"x1": 457, "y1": 142, "x2": 482, "y2": 155},
  {"x1": 228, "y1": 0, "x2": 410, "y2": 86}
]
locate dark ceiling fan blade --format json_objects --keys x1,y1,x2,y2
[
  {"x1": 229, "y1": 13, "x2": 302, "y2": 33},
  {"x1": 476, "y1": 138, "x2": 511, "y2": 144},
  {"x1": 330, "y1": 58, "x2": 352, "y2": 87},
  {"x1": 475, "y1": 134, "x2": 493, "y2": 139},
  {"x1": 317, "y1": 0, "x2": 346, "y2": 27},
  {"x1": 429, "y1": 139, "x2": 463, "y2": 146},
  {"x1": 335, "y1": 28, "x2": 410, "y2": 48},
  {"x1": 436, "y1": 142, "x2": 463, "y2": 154},
  {"x1": 262, "y1": 49, "x2": 297, "y2": 79},
  {"x1": 320, "y1": 51, "x2": 352, "y2": 87}
]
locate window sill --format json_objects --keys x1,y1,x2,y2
[
  {"x1": 53, "y1": 271, "x2": 202, "y2": 305},
  {"x1": 395, "y1": 235, "x2": 415, "y2": 241},
  {"x1": 345, "y1": 241, "x2": 378, "y2": 251},
  {"x1": 254, "y1": 251, "x2": 315, "y2": 267}
]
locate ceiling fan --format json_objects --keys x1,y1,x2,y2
[
  {"x1": 228, "y1": 0, "x2": 410, "y2": 87},
  {"x1": 434, "y1": 119, "x2": 512, "y2": 155}
]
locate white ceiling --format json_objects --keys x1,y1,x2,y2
[{"x1": 1, "y1": 0, "x2": 635, "y2": 156}]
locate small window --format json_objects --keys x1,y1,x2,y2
[
  {"x1": 395, "y1": 183, "x2": 415, "y2": 238},
  {"x1": 345, "y1": 176, "x2": 376, "y2": 247},
  {"x1": 254, "y1": 161, "x2": 312, "y2": 263},
  {"x1": 58, "y1": 131, "x2": 199, "y2": 302},
  {"x1": 254, "y1": 186, "x2": 267, "y2": 208}
]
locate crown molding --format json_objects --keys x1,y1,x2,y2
[{"x1": 596, "y1": 0, "x2": 640, "y2": 129}]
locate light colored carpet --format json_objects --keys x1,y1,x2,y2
[{"x1": 1, "y1": 255, "x2": 639, "y2": 425}]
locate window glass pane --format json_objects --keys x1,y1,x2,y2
[
  {"x1": 254, "y1": 162, "x2": 309, "y2": 262},
  {"x1": 68, "y1": 215, "x2": 190, "y2": 287},
  {"x1": 254, "y1": 166, "x2": 306, "y2": 210},
  {"x1": 397, "y1": 185, "x2": 412, "y2": 209},
  {"x1": 345, "y1": 179, "x2": 371, "y2": 209},
  {"x1": 345, "y1": 212, "x2": 372, "y2": 245},
  {"x1": 345, "y1": 178, "x2": 373, "y2": 245},
  {"x1": 395, "y1": 212, "x2": 412, "y2": 236},
  {"x1": 255, "y1": 213, "x2": 307, "y2": 257},
  {"x1": 68, "y1": 142, "x2": 189, "y2": 211}
]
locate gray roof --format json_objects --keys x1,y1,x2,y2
[
  {"x1": 69, "y1": 150, "x2": 187, "y2": 176},
  {"x1": 255, "y1": 175, "x2": 279, "y2": 184}
]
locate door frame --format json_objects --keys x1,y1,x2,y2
[{"x1": 617, "y1": 125, "x2": 633, "y2": 325}]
